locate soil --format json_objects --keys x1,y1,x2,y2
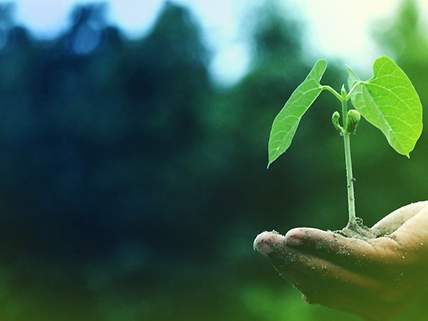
[{"x1": 335, "y1": 217, "x2": 378, "y2": 240}]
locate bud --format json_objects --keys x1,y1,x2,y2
[
  {"x1": 346, "y1": 109, "x2": 361, "y2": 134},
  {"x1": 341, "y1": 85, "x2": 347, "y2": 98},
  {"x1": 331, "y1": 111, "x2": 343, "y2": 133}
]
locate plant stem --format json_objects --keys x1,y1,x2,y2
[
  {"x1": 341, "y1": 99, "x2": 357, "y2": 228},
  {"x1": 321, "y1": 85, "x2": 342, "y2": 101},
  {"x1": 345, "y1": 81, "x2": 364, "y2": 99}
]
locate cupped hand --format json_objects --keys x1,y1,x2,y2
[{"x1": 253, "y1": 201, "x2": 428, "y2": 321}]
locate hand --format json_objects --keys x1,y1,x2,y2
[{"x1": 253, "y1": 201, "x2": 428, "y2": 321}]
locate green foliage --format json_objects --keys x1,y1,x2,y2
[
  {"x1": 267, "y1": 55, "x2": 423, "y2": 229},
  {"x1": 267, "y1": 59, "x2": 327, "y2": 167},
  {"x1": 241, "y1": 287, "x2": 361, "y2": 321},
  {"x1": 268, "y1": 56, "x2": 423, "y2": 165},
  {"x1": 1, "y1": 0, "x2": 428, "y2": 320},
  {"x1": 348, "y1": 56, "x2": 423, "y2": 157}
]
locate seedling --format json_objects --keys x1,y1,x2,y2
[{"x1": 267, "y1": 56, "x2": 423, "y2": 237}]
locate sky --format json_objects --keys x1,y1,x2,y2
[{"x1": 6, "y1": 0, "x2": 428, "y2": 84}]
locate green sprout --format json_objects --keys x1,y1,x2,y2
[{"x1": 267, "y1": 56, "x2": 423, "y2": 235}]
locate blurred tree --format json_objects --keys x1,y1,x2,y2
[
  {"x1": 0, "y1": 1, "x2": 215, "y2": 264},
  {"x1": 66, "y1": 3, "x2": 107, "y2": 55},
  {"x1": 0, "y1": 2, "x2": 217, "y2": 320},
  {"x1": 375, "y1": 0, "x2": 428, "y2": 103},
  {"x1": 197, "y1": 3, "x2": 354, "y2": 320},
  {"x1": 367, "y1": 0, "x2": 428, "y2": 210},
  {"x1": 202, "y1": 0, "x2": 345, "y2": 235},
  {"x1": 0, "y1": 0, "x2": 422, "y2": 320}
]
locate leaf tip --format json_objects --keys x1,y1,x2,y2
[
  {"x1": 316, "y1": 58, "x2": 328, "y2": 70},
  {"x1": 375, "y1": 55, "x2": 394, "y2": 62},
  {"x1": 267, "y1": 157, "x2": 276, "y2": 169}
]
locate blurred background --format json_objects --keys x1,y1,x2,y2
[{"x1": 0, "y1": 0, "x2": 425, "y2": 320}]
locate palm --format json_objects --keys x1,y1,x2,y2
[{"x1": 254, "y1": 201, "x2": 428, "y2": 321}]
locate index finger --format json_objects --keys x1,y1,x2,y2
[{"x1": 283, "y1": 228, "x2": 404, "y2": 273}]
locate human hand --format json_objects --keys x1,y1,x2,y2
[{"x1": 253, "y1": 201, "x2": 428, "y2": 321}]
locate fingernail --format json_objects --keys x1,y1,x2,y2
[
  {"x1": 285, "y1": 229, "x2": 304, "y2": 247},
  {"x1": 253, "y1": 231, "x2": 285, "y2": 256}
]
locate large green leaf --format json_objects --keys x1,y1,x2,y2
[
  {"x1": 348, "y1": 56, "x2": 423, "y2": 157},
  {"x1": 267, "y1": 59, "x2": 327, "y2": 167}
]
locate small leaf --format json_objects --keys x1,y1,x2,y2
[
  {"x1": 348, "y1": 56, "x2": 423, "y2": 157},
  {"x1": 267, "y1": 59, "x2": 327, "y2": 167},
  {"x1": 331, "y1": 111, "x2": 343, "y2": 133}
]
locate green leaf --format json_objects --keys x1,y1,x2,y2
[
  {"x1": 348, "y1": 56, "x2": 423, "y2": 157},
  {"x1": 267, "y1": 59, "x2": 327, "y2": 167},
  {"x1": 346, "y1": 66, "x2": 360, "y2": 90}
]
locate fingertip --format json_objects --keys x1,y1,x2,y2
[
  {"x1": 284, "y1": 227, "x2": 329, "y2": 248},
  {"x1": 253, "y1": 230, "x2": 285, "y2": 256},
  {"x1": 284, "y1": 228, "x2": 306, "y2": 247}
]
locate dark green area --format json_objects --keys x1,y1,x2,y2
[{"x1": 0, "y1": 1, "x2": 424, "y2": 320}]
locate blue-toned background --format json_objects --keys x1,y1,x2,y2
[{"x1": 0, "y1": 0, "x2": 426, "y2": 320}]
